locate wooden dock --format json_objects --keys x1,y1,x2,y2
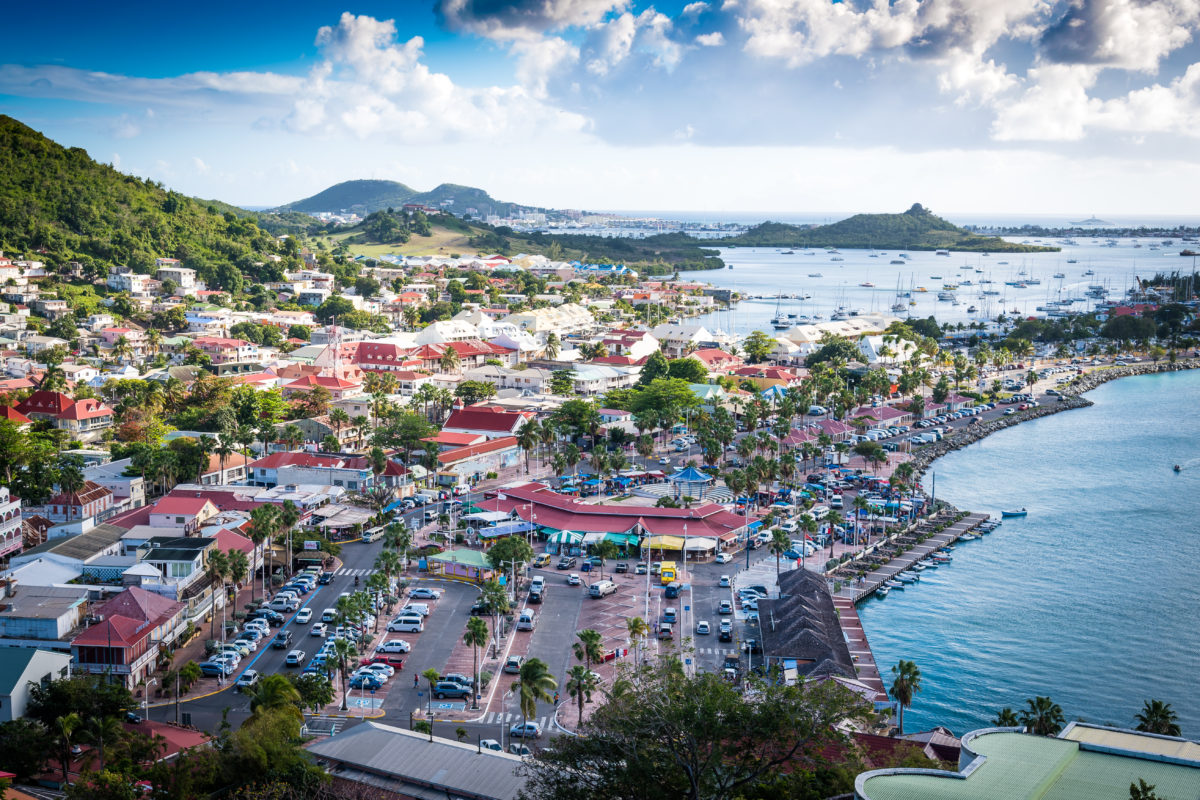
[
  {"x1": 832, "y1": 596, "x2": 888, "y2": 704},
  {"x1": 834, "y1": 512, "x2": 989, "y2": 604}
]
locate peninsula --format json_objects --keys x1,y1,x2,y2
[{"x1": 722, "y1": 203, "x2": 1060, "y2": 252}]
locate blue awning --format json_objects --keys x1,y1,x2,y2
[{"x1": 746, "y1": 520, "x2": 764, "y2": 531}]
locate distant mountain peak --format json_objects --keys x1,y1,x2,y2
[{"x1": 275, "y1": 178, "x2": 530, "y2": 218}]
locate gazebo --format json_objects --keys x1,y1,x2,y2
[{"x1": 669, "y1": 466, "x2": 714, "y2": 501}]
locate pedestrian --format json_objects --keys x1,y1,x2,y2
[
  {"x1": 413, "y1": 675, "x2": 419, "y2": 690},
  {"x1": 553, "y1": 692, "x2": 559, "y2": 704}
]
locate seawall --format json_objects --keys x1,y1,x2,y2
[{"x1": 906, "y1": 358, "x2": 1200, "y2": 479}]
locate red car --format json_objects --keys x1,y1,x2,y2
[{"x1": 361, "y1": 654, "x2": 404, "y2": 670}]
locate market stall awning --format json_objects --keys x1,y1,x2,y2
[
  {"x1": 429, "y1": 549, "x2": 491, "y2": 569},
  {"x1": 644, "y1": 535, "x2": 685, "y2": 550},
  {"x1": 477, "y1": 521, "x2": 535, "y2": 539},
  {"x1": 582, "y1": 531, "x2": 606, "y2": 546},
  {"x1": 604, "y1": 532, "x2": 639, "y2": 547},
  {"x1": 683, "y1": 537, "x2": 718, "y2": 551},
  {"x1": 549, "y1": 530, "x2": 584, "y2": 544},
  {"x1": 464, "y1": 511, "x2": 512, "y2": 524}
]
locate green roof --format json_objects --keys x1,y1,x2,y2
[
  {"x1": 858, "y1": 730, "x2": 1200, "y2": 800},
  {"x1": 428, "y1": 548, "x2": 491, "y2": 569},
  {"x1": 0, "y1": 649, "x2": 39, "y2": 693}
]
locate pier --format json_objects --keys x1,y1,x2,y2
[
  {"x1": 834, "y1": 512, "x2": 988, "y2": 604},
  {"x1": 832, "y1": 595, "x2": 888, "y2": 703}
]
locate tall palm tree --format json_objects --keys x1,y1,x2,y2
[
  {"x1": 1134, "y1": 699, "x2": 1181, "y2": 737},
  {"x1": 248, "y1": 674, "x2": 303, "y2": 724},
  {"x1": 83, "y1": 715, "x2": 124, "y2": 773},
  {"x1": 852, "y1": 494, "x2": 870, "y2": 546},
  {"x1": 248, "y1": 504, "x2": 278, "y2": 601},
  {"x1": 573, "y1": 629, "x2": 604, "y2": 673},
  {"x1": 54, "y1": 711, "x2": 81, "y2": 788},
  {"x1": 439, "y1": 346, "x2": 461, "y2": 374},
  {"x1": 565, "y1": 664, "x2": 598, "y2": 727},
  {"x1": 329, "y1": 408, "x2": 350, "y2": 441},
  {"x1": 1018, "y1": 695, "x2": 1065, "y2": 736},
  {"x1": 889, "y1": 659, "x2": 922, "y2": 735},
  {"x1": 205, "y1": 550, "x2": 230, "y2": 639},
  {"x1": 769, "y1": 528, "x2": 791, "y2": 576},
  {"x1": 993, "y1": 707, "x2": 1020, "y2": 727},
  {"x1": 512, "y1": 657, "x2": 557, "y2": 738},
  {"x1": 825, "y1": 510, "x2": 845, "y2": 561},
  {"x1": 625, "y1": 616, "x2": 648, "y2": 667},
  {"x1": 544, "y1": 332, "x2": 560, "y2": 360},
  {"x1": 226, "y1": 549, "x2": 249, "y2": 610},
  {"x1": 277, "y1": 501, "x2": 300, "y2": 577},
  {"x1": 421, "y1": 667, "x2": 442, "y2": 720},
  {"x1": 331, "y1": 637, "x2": 359, "y2": 711},
  {"x1": 463, "y1": 617, "x2": 489, "y2": 709}
]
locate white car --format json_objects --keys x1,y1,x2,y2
[
  {"x1": 358, "y1": 662, "x2": 395, "y2": 678},
  {"x1": 232, "y1": 637, "x2": 258, "y2": 652},
  {"x1": 408, "y1": 587, "x2": 442, "y2": 600},
  {"x1": 235, "y1": 670, "x2": 260, "y2": 691},
  {"x1": 295, "y1": 608, "x2": 313, "y2": 624},
  {"x1": 567, "y1": 573, "x2": 582, "y2": 586},
  {"x1": 388, "y1": 617, "x2": 423, "y2": 633},
  {"x1": 310, "y1": 623, "x2": 328, "y2": 637},
  {"x1": 376, "y1": 639, "x2": 411, "y2": 654},
  {"x1": 714, "y1": 552, "x2": 733, "y2": 564},
  {"x1": 696, "y1": 620, "x2": 711, "y2": 635}
]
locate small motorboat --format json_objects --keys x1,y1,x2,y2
[
  {"x1": 1001, "y1": 508, "x2": 1028, "y2": 517},
  {"x1": 959, "y1": 532, "x2": 980, "y2": 541},
  {"x1": 932, "y1": 555, "x2": 952, "y2": 564},
  {"x1": 1173, "y1": 464, "x2": 1182, "y2": 472},
  {"x1": 896, "y1": 573, "x2": 919, "y2": 583},
  {"x1": 876, "y1": 586, "x2": 890, "y2": 598},
  {"x1": 885, "y1": 579, "x2": 904, "y2": 590},
  {"x1": 917, "y1": 558, "x2": 938, "y2": 569},
  {"x1": 911, "y1": 562, "x2": 926, "y2": 572}
]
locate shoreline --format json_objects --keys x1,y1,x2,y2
[{"x1": 905, "y1": 358, "x2": 1200, "y2": 481}]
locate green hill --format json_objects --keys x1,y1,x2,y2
[
  {"x1": 277, "y1": 179, "x2": 532, "y2": 219},
  {"x1": 724, "y1": 204, "x2": 1059, "y2": 252},
  {"x1": 0, "y1": 115, "x2": 291, "y2": 287}
]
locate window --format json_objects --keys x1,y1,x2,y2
[{"x1": 176, "y1": 516, "x2": 184, "y2": 523}]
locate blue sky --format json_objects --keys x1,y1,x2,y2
[{"x1": 4, "y1": 1, "x2": 1200, "y2": 216}]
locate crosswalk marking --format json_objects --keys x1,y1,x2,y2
[
  {"x1": 336, "y1": 568, "x2": 378, "y2": 577},
  {"x1": 482, "y1": 712, "x2": 549, "y2": 728}
]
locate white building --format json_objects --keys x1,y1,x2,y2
[{"x1": 501, "y1": 303, "x2": 595, "y2": 336}]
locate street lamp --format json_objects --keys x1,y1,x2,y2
[{"x1": 143, "y1": 677, "x2": 157, "y2": 720}]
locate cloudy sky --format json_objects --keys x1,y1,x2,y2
[{"x1": 4, "y1": 0, "x2": 1200, "y2": 217}]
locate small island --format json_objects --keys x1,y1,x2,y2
[{"x1": 720, "y1": 203, "x2": 1060, "y2": 253}]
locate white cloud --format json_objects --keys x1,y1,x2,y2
[
  {"x1": 683, "y1": 2, "x2": 710, "y2": 15},
  {"x1": 435, "y1": 0, "x2": 628, "y2": 41},
  {"x1": 991, "y1": 63, "x2": 1098, "y2": 140},
  {"x1": 695, "y1": 31, "x2": 725, "y2": 46},
  {"x1": 192, "y1": 157, "x2": 210, "y2": 174},
  {"x1": 585, "y1": 9, "x2": 683, "y2": 75},
  {"x1": 512, "y1": 35, "x2": 580, "y2": 98},
  {"x1": 1039, "y1": 0, "x2": 1199, "y2": 73}
]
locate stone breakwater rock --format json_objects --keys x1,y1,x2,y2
[{"x1": 908, "y1": 359, "x2": 1200, "y2": 479}]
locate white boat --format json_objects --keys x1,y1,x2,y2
[{"x1": 959, "y1": 532, "x2": 981, "y2": 541}]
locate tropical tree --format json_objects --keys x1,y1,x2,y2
[
  {"x1": 889, "y1": 659, "x2": 922, "y2": 734},
  {"x1": 438, "y1": 346, "x2": 461, "y2": 374},
  {"x1": 248, "y1": 503, "x2": 278, "y2": 601},
  {"x1": 1130, "y1": 778, "x2": 1164, "y2": 800},
  {"x1": 565, "y1": 664, "x2": 598, "y2": 726},
  {"x1": 1018, "y1": 695, "x2": 1065, "y2": 736},
  {"x1": 1134, "y1": 699, "x2": 1181, "y2": 737},
  {"x1": 204, "y1": 550, "x2": 229, "y2": 639},
  {"x1": 54, "y1": 712, "x2": 81, "y2": 788},
  {"x1": 574, "y1": 629, "x2": 605, "y2": 674},
  {"x1": 479, "y1": 579, "x2": 510, "y2": 656},
  {"x1": 993, "y1": 707, "x2": 1020, "y2": 727},
  {"x1": 769, "y1": 528, "x2": 791, "y2": 576},
  {"x1": 512, "y1": 657, "x2": 558, "y2": 740},
  {"x1": 421, "y1": 667, "x2": 441, "y2": 720},
  {"x1": 331, "y1": 638, "x2": 358, "y2": 711},
  {"x1": 463, "y1": 617, "x2": 489, "y2": 710},
  {"x1": 82, "y1": 715, "x2": 124, "y2": 773},
  {"x1": 626, "y1": 616, "x2": 648, "y2": 667},
  {"x1": 544, "y1": 332, "x2": 560, "y2": 360},
  {"x1": 248, "y1": 674, "x2": 303, "y2": 724}
]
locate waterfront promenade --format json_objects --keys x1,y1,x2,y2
[{"x1": 834, "y1": 513, "x2": 988, "y2": 604}]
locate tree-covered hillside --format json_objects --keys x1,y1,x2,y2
[
  {"x1": 725, "y1": 204, "x2": 1059, "y2": 252},
  {"x1": 0, "y1": 115, "x2": 292, "y2": 287},
  {"x1": 276, "y1": 178, "x2": 533, "y2": 218}
]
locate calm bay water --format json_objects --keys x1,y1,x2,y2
[
  {"x1": 858, "y1": 370, "x2": 1200, "y2": 736},
  {"x1": 681, "y1": 238, "x2": 1195, "y2": 334}
]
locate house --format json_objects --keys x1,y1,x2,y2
[
  {"x1": 411, "y1": 341, "x2": 518, "y2": 372},
  {"x1": 32, "y1": 482, "x2": 114, "y2": 524},
  {"x1": 155, "y1": 265, "x2": 197, "y2": 291},
  {"x1": 71, "y1": 586, "x2": 187, "y2": 689},
  {"x1": 437, "y1": 437, "x2": 521, "y2": 485},
  {"x1": 248, "y1": 452, "x2": 374, "y2": 491},
  {"x1": 442, "y1": 406, "x2": 533, "y2": 440},
  {"x1": 601, "y1": 329, "x2": 660, "y2": 359},
  {"x1": 282, "y1": 374, "x2": 362, "y2": 402},
  {"x1": 10, "y1": 523, "x2": 126, "y2": 575},
  {"x1": 421, "y1": 431, "x2": 488, "y2": 452},
  {"x1": 851, "y1": 405, "x2": 911, "y2": 427},
  {"x1": 649, "y1": 323, "x2": 713, "y2": 358},
  {"x1": 107, "y1": 266, "x2": 152, "y2": 294},
  {"x1": 16, "y1": 391, "x2": 115, "y2": 441},
  {"x1": 137, "y1": 536, "x2": 218, "y2": 597},
  {"x1": 0, "y1": 486, "x2": 22, "y2": 559},
  {"x1": 569, "y1": 365, "x2": 638, "y2": 396},
  {"x1": 501, "y1": 303, "x2": 594, "y2": 336},
  {"x1": 0, "y1": 649, "x2": 74, "y2": 721},
  {"x1": 0, "y1": 586, "x2": 89, "y2": 648},
  {"x1": 147, "y1": 497, "x2": 219, "y2": 533},
  {"x1": 690, "y1": 348, "x2": 742, "y2": 372},
  {"x1": 22, "y1": 335, "x2": 69, "y2": 354},
  {"x1": 83, "y1": 458, "x2": 147, "y2": 511},
  {"x1": 191, "y1": 336, "x2": 259, "y2": 364}
]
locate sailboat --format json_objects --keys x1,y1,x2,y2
[{"x1": 770, "y1": 296, "x2": 789, "y2": 330}]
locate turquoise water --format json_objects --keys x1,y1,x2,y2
[{"x1": 858, "y1": 370, "x2": 1200, "y2": 736}]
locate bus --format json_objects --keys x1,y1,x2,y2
[{"x1": 660, "y1": 561, "x2": 677, "y2": 584}]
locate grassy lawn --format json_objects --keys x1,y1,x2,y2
[{"x1": 324, "y1": 228, "x2": 479, "y2": 258}]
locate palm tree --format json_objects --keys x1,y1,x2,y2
[
  {"x1": 329, "y1": 408, "x2": 350, "y2": 441},
  {"x1": 439, "y1": 346, "x2": 461, "y2": 374},
  {"x1": 852, "y1": 494, "x2": 870, "y2": 546},
  {"x1": 248, "y1": 504, "x2": 278, "y2": 601},
  {"x1": 1134, "y1": 699, "x2": 1181, "y2": 737},
  {"x1": 889, "y1": 659, "x2": 922, "y2": 734},
  {"x1": 54, "y1": 711, "x2": 81, "y2": 787},
  {"x1": 769, "y1": 528, "x2": 791, "y2": 576},
  {"x1": 1018, "y1": 695, "x2": 1065, "y2": 736},
  {"x1": 573, "y1": 629, "x2": 604, "y2": 673},
  {"x1": 331, "y1": 637, "x2": 358, "y2": 711},
  {"x1": 993, "y1": 707, "x2": 1020, "y2": 727},
  {"x1": 825, "y1": 510, "x2": 845, "y2": 561},
  {"x1": 463, "y1": 617, "x2": 489, "y2": 709},
  {"x1": 248, "y1": 674, "x2": 303, "y2": 724},
  {"x1": 544, "y1": 332, "x2": 560, "y2": 360},
  {"x1": 625, "y1": 616, "x2": 648, "y2": 667},
  {"x1": 113, "y1": 335, "x2": 133, "y2": 363},
  {"x1": 277, "y1": 500, "x2": 300, "y2": 577},
  {"x1": 421, "y1": 667, "x2": 441, "y2": 719},
  {"x1": 512, "y1": 657, "x2": 557, "y2": 739},
  {"x1": 282, "y1": 424, "x2": 305, "y2": 451},
  {"x1": 83, "y1": 715, "x2": 124, "y2": 773},
  {"x1": 205, "y1": 550, "x2": 229, "y2": 639},
  {"x1": 226, "y1": 549, "x2": 249, "y2": 610},
  {"x1": 565, "y1": 664, "x2": 598, "y2": 726}
]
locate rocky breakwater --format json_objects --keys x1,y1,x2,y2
[{"x1": 906, "y1": 358, "x2": 1200, "y2": 479}]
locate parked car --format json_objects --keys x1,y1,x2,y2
[
  {"x1": 285, "y1": 650, "x2": 306, "y2": 667},
  {"x1": 434, "y1": 681, "x2": 471, "y2": 699},
  {"x1": 198, "y1": 661, "x2": 232, "y2": 677},
  {"x1": 318, "y1": 571, "x2": 334, "y2": 584},
  {"x1": 357, "y1": 662, "x2": 395, "y2": 679},
  {"x1": 349, "y1": 674, "x2": 385, "y2": 690},
  {"x1": 509, "y1": 722, "x2": 543, "y2": 739},
  {"x1": 566, "y1": 573, "x2": 582, "y2": 586},
  {"x1": 695, "y1": 620, "x2": 711, "y2": 635},
  {"x1": 503, "y1": 656, "x2": 524, "y2": 674},
  {"x1": 718, "y1": 601, "x2": 733, "y2": 615},
  {"x1": 635, "y1": 563, "x2": 648, "y2": 574},
  {"x1": 509, "y1": 743, "x2": 532, "y2": 756},
  {"x1": 714, "y1": 553, "x2": 732, "y2": 564},
  {"x1": 440, "y1": 672, "x2": 474, "y2": 687},
  {"x1": 614, "y1": 562, "x2": 629, "y2": 573},
  {"x1": 479, "y1": 739, "x2": 502, "y2": 751},
  {"x1": 235, "y1": 670, "x2": 260, "y2": 691},
  {"x1": 387, "y1": 617, "x2": 423, "y2": 633},
  {"x1": 556, "y1": 557, "x2": 577, "y2": 570},
  {"x1": 408, "y1": 587, "x2": 442, "y2": 599},
  {"x1": 295, "y1": 608, "x2": 313, "y2": 624},
  {"x1": 310, "y1": 623, "x2": 328, "y2": 637},
  {"x1": 375, "y1": 639, "x2": 411, "y2": 654}
]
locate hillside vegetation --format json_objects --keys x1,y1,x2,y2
[
  {"x1": 276, "y1": 178, "x2": 532, "y2": 219},
  {"x1": 724, "y1": 204, "x2": 1059, "y2": 252},
  {"x1": 0, "y1": 115, "x2": 292, "y2": 286}
]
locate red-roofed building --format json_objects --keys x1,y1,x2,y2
[
  {"x1": 436, "y1": 436, "x2": 521, "y2": 484},
  {"x1": 71, "y1": 587, "x2": 186, "y2": 688},
  {"x1": 422, "y1": 431, "x2": 488, "y2": 451},
  {"x1": 16, "y1": 391, "x2": 114, "y2": 440},
  {"x1": 442, "y1": 406, "x2": 533, "y2": 439},
  {"x1": 32, "y1": 481, "x2": 113, "y2": 523},
  {"x1": 248, "y1": 451, "x2": 375, "y2": 491},
  {"x1": 282, "y1": 374, "x2": 362, "y2": 401},
  {"x1": 191, "y1": 336, "x2": 259, "y2": 364},
  {"x1": 353, "y1": 341, "x2": 417, "y2": 373},
  {"x1": 851, "y1": 405, "x2": 911, "y2": 425},
  {"x1": 149, "y1": 497, "x2": 219, "y2": 533},
  {"x1": 410, "y1": 340, "x2": 517, "y2": 371},
  {"x1": 0, "y1": 406, "x2": 32, "y2": 427},
  {"x1": 691, "y1": 348, "x2": 743, "y2": 372}
]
